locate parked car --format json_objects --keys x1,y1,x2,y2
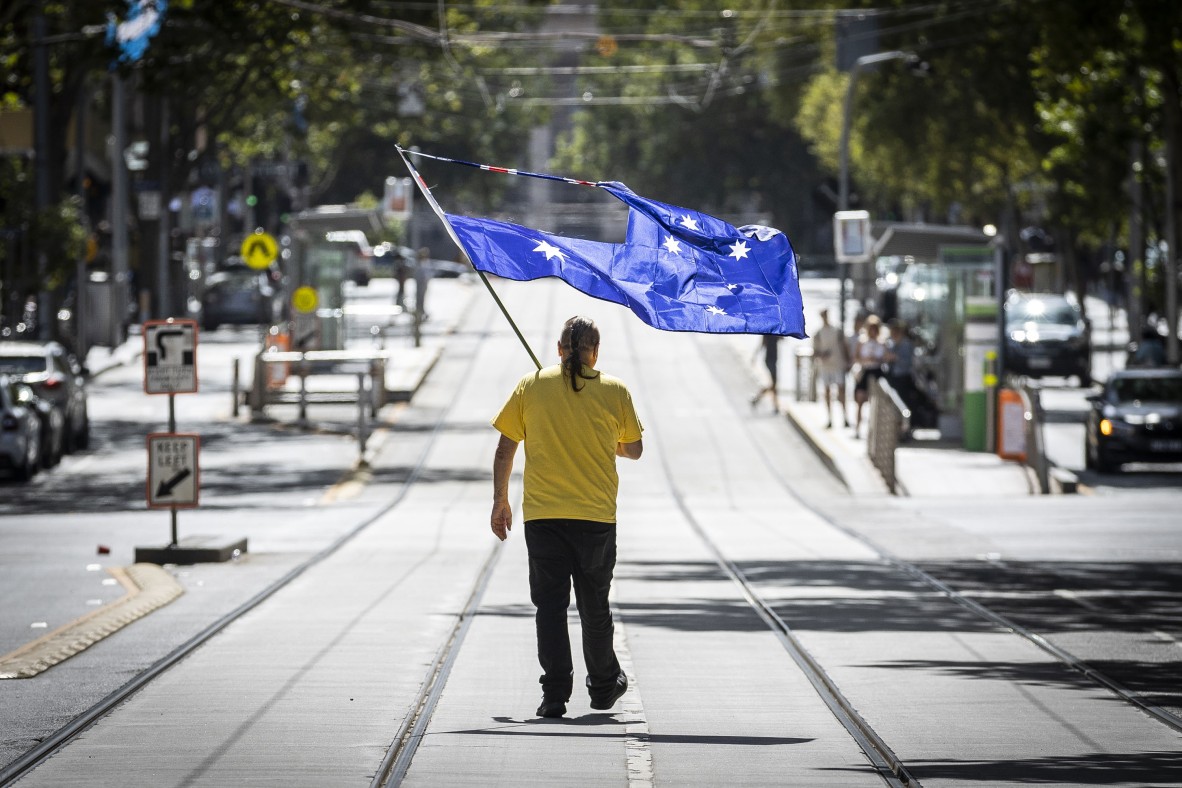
[
  {"x1": 1004, "y1": 292, "x2": 1092, "y2": 386},
  {"x1": 15, "y1": 383, "x2": 65, "y2": 468},
  {"x1": 325, "y1": 230, "x2": 374, "y2": 286},
  {"x1": 0, "y1": 374, "x2": 43, "y2": 480},
  {"x1": 200, "y1": 265, "x2": 279, "y2": 331},
  {"x1": 0, "y1": 340, "x2": 89, "y2": 451},
  {"x1": 1085, "y1": 367, "x2": 1182, "y2": 473}
]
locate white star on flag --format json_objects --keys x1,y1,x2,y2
[
  {"x1": 679, "y1": 215, "x2": 699, "y2": 231},
  {"x1": 534, "y1": 240, "x2": 566, "y2": 262},
  {"x1": 705, "y1": 305, "x2": 726, "y2": 316},
  {"x1": 662, "y1": 236, "x2": 682, "y2": 255},
  {"x1": 727, "y1": 240, "x2": 751, "y2": 261}
]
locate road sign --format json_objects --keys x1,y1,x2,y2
[
  {"x1": 292, "y1": 285, "x2": 319, "y2": 314},
  {"x1": 241, "y1": 230, "x2": 279, "y2": 270},
  {"x1": 143, "y1": 319, "x2": 198, "y2": 394},
  {"x1": 146, "y1": 433, "x2": 200, "y2": 509},
  {"x1": 833, "y1": 210, "x2": 872, "y2": 263}
]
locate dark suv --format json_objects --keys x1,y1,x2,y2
[
  {"x1": 0, "y1": 341, "x2": 90, "y2": 451},
  {"x1": 1004, "y1": 293, "x2": 1092, "y2": 386}
]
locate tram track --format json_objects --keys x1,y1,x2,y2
[
  {"x1": 681, "y1": 333, "x2": 1182, "y2": 731},
  {"x1": 0, "y1": 300, "x2": 505, "y2": 788},
  {"x1": 7, "y1": 280, "x2": 1176, "y2": 786},
  {"x1": 703, "y1": 334, "x2": 1182, "y2": 736},
  {"x1": 615, "y1": 320, "x2": 919, "y2": 787}
]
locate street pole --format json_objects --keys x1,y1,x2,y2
[
  {"x1": 111, "y1": 72, "x2": 130, "y2": 346},
  {"x1": 156, "y1": 96, "x2": 171, "y2": 318},
  {"x1": 74, "y1": 83, "x2": 88, "y2": 359},
  {"x1": 837, "y1": 50, "x2": 911, "y2": 331},
  {"x1": 32, "y1": 5, "x2": 51, "y2": 341},
  {"x1": 1164, "y1": 96, "x2": 1179, "y2": 366}
]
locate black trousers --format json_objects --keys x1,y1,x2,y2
[{"x1": 524, "y1": 519, "x2": 622, "y2": 702}]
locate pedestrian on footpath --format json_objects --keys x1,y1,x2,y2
[
  {"x1": 813, "y1": 308, "x2": 850, "y2": 429},
  {"x1": 490, "y1": 316, "x2": 644, "y2": 719},
  {"x1": 749, "y1": 333, "x2": 782, "y2": 413},
  {"x1": 852, "y1": 314, "x2": 887, "y2": 437}
]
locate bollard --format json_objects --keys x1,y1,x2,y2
[
  {"x1": 297, "y1": 355, "x2": 308, "y2": 425},
  {"x1": 357, "y1": 372, "x2": 369, "y2": 460},
  {"x1": 231, "y1": 357, "x2": 240, "y2": 418},
  {"x1": 794, "y1": 347, "x2": 816, "y2": 402}
]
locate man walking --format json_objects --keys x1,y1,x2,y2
[
  {"x1": 813, "y1": 308, "x2": 850, "y2": 429},
  {"x1": 491, "y1": 316, "x2": 644, "y2": 719}
]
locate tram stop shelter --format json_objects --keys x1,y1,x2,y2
[
  {"x1": 285, "y1": 205, "x2": 385, "y2": 350},
  {"x1": 869, "y1": 222, "x2": 996, "y2": 445}
]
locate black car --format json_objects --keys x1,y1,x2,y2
[
  {"x1": 1004, "y1": 293, "x2": 1092, "y2": 386},
  {"x1": 1085, "y1": 368, "x2": 1182, "y2": 472},
  {"x1": 0, "y1": 340, "x2": 90, "y2": 451},
  {"x1": 200, "y1": 265, "x2": 279, "y2": 331}
]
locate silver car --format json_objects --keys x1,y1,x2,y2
[
  {"x1": 0, "y1": 375, "x2": 43, "y2": 481},
  {"x1": 0, "y1": 341, "x2": 90, "y2": 451}
]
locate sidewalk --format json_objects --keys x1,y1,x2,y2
[{"x1": 782, "y1": 397, "x2": 1034, "y2": 497}]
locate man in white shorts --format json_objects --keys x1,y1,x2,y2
[{"x1": 813, "y1": 308, "x2": 850, "y2": 429}]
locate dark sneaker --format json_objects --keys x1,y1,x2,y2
[
  {"x1": 589, "y1": 673, "x2": 628, "y2": 710},
  {"x1": 537, "y1": 699, "x2": 566, "y2": 718}
]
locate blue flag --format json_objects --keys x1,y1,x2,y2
[{"x1": 446, "y1": 183, "x2": 806, "y2": 337}]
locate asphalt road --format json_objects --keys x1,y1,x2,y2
[{"x1": 2, "y1": 276, "x2": 1180, "y2": 783}]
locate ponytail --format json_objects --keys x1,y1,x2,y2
[{"x1": 559, "y1": 316, "x2": 601, "y2": 392}]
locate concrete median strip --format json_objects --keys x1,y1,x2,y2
[{"x1": 0, "y1": 564, "x2": 183, "y2": 680}]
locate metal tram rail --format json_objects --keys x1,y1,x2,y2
[
  {"x1": 8, "y1": 301, "x2": 1179, "y2": 788},
  {"x1": 699, "y1": 337, "x2": 1182, "y2": 741},
  {"x1": 685, "y1": 332, "x2": 1182, "y2": 737}
]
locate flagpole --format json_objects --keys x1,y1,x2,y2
[{"x1": 396, "y1": 146, "x2": 542, "y2": 370}]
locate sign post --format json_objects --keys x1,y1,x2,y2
[
  {"x1": 142, "y1": 318, "x2": 199, "y2": 550},
  {"x1": 137, "y1": 317, "x2": 246, "y2": 563},
  {"x1": 833, "y1": 210, "x2": 873, "y2": 330}
]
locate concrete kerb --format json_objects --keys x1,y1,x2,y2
[{"x1": 781, "y1": 400, "x2": 891, "y2": 496}]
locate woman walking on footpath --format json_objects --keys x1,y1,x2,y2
[
  {"x1": 852, "y1": 314, "x2": 887, "y2": 437},
  {"x1": 490, "y1": 316, "x2": 644, "y2": 719}
]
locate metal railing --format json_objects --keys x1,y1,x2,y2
[
  {"x1": 245, "y1": 349, "x2": 388, "y2": 422},
  {"x1": 867, "y1": 377, "x2": 911, "y2": 494},
  {"x1": 1018, "y1": 382, "x2": 1050, "y2": 494}
]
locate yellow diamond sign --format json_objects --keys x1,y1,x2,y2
[{"x1": 240, "y1": 231, "x2": 279, "y2": 270}]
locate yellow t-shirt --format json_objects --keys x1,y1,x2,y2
[{"x1": 493, "y1": 364, "x2": 643, "y2": 523}]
